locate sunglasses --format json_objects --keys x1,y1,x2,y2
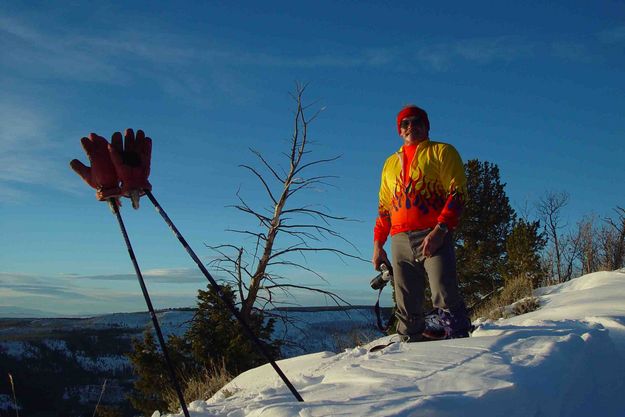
[{"x1": 400, "y1": 117, "x2": 423, "y2": 129}]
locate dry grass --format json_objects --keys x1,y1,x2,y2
[
  {"x1": 473, "y1": 275, "x2": 540, "y2": 321},
  {"x1": 331, "y1": 328, "x2": 379, "y2": 351},
  {"x1": 163, "y1": 360, "x2": 235, "y2": 413},
  {"x1": 8, "y1": 373, "x2": 19, "y2": 417}
]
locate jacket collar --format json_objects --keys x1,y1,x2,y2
[{"x1": 396, "y1": 139, "x2": 430, "y2": 153}]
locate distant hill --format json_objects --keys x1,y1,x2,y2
[
  {"x1": 0, "y1": 306, "x2": 384, "y2": 416},
  {"x1": 275, "y1": 305, "x2": 393, "y2": 313},
  {"x1": 0, "y1": 305, "x2": 63, "y2": 318}
]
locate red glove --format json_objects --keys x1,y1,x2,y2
[
  {"x1": 70, "y1": 133, "x2": 121, "y2": 201},
  {"x1": 108, "y1": 128, "x2": 152, "y2": 199}
]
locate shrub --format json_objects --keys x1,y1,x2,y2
[
  {"x1": 331, "y1": 328, "x2": 378, "y2": 351},
  {"x1": 163, "y1": 360, "x2": 234, "y2": 413},
  {"x1": 473, "y1": 275, "x2": 539, "y2": 321},
  {"x1": 500, "y1": 274, "x2": 534, "y2": 304}
]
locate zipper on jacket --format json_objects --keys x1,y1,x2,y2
[{"x1": 396, "y1": 149, "x2": 404, "y2": 188}]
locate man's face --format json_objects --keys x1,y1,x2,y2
[{"x1": 400, "y1": 117, "x2": 428, "y2": 145}]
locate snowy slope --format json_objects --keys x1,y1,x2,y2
[{"x1": 160, "y1": 270, "x2": 625, "y2": 417}]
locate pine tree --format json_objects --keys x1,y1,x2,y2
[
  {"x1": 455, "y1": 159, "x2": 516, "y2": 304},
  {"x1": 186, "y1": 285, "x2": 279, "y2": 374},
  {"x1": 503, "y1": 218, "x2": 547, "y2": 288},
  {"x1": 127, "y1": 330, "x2": 170, "y2": 415}
]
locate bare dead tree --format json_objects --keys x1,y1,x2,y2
[
  {"x1": 537, "y1": 191, "x2": 570, "y2": 283},
  {"x1": 207, "y1": 83, "x2": 366, "y2": 323},
  {"x1": 539, "y1": 247, "x2": 556, "y2": 286},
  {"x1": 576, "y1": 215, "x2": 600, "y2": 275},
  {"x1": 599, "y1": 206, "x2": 625, "y2": 270},
  {"x1": 561, "y1": 227, "x2": 582, "y2": 280}
]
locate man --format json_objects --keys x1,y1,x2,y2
[{"x1": 372, "y1": 105, "x2": 471, "y2": 341}]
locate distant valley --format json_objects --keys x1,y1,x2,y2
[{"x1": 0, "y1": 306, "x2": 386, "y2": 416}]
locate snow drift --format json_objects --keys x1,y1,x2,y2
[{"x1": 160, "y1": 270, "x2": 625, "y2": 417}]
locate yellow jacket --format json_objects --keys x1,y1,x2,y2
[{"x1": 374, "y1": 140, "x2": 467, "y2": 244}]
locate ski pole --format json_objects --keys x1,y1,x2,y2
[
  {"x1": 108, "y1": 199, "x2": 191, "y2": 417},
  {"x1": 143, "y1": 190, "x2": 305, "y2": 403}
]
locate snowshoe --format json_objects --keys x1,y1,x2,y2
[{"x1": 422, "y1": 308, "x2": 474, "y2": 340}]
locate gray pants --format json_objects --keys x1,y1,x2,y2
[{"x1": 390, "y1": 229, "x2": 464, "y2": 336}]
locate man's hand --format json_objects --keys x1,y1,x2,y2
[
  {"x1": 420, "y1": 225, "x2": 447, "y2": 257},
  {"x1": 70, "y1": 133, "x2": 121, "y2": 201},
  {"x1": 108, "y1": 128, "x2": 152, "y2": 208},
  {"x1": 372, "y1": 242, "x2": 390, "y2": 271}
]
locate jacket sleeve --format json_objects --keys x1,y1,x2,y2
[
  {"x1": 373, "y1": 159, "x2": 392, "y2": 245},
  {"x1": 437, "y1": 145, "x2": 467, "y2": 230}
]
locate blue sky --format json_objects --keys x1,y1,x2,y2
[{"x1": 1, "y1": 1, "x2": 624, "y2": 316}]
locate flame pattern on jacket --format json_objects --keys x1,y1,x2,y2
[{"x1": 374, "y1": 140, "x2": 467, "y2": 245}]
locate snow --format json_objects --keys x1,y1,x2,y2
[
  {"x1": 0, "y1": 341, "x2": 39, "y2": 358},
  {"x1": 63, "y1": 384, "x2": 108, "y2": 405},
  {"x1": 0, "y1": 394, "x2": 17, "y2": 411},
  {"x1": 161, "y1": 270, "x2": 625, "y2": 417},
  {"x1": 42, "y1": 339, "x2": 72, "y2": 357},
  {"x1": 74, "y1": 353, "x2": 132, "y2": 373},
  {"x1": 0, "y1": 339, "x2": 130, "y2": 373}
]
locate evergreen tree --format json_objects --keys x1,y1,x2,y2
[
  {"x1": 127, "y1": 330, "x2": 170, "y2": 415},
  {"x1": 503, "y1": 218, "x2": 547, "y2": 288},
  {"x1": 455, "y1": 159, "x2": 516, "y2": 304},
  {"x1": 127, "y1": 284, "x2": 279, "y2": 415},
  {"x1": 185, "y1": 285, "x2": 279, "y2": 374}
]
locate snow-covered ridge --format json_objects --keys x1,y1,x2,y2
[{"x1": 161, "y1": 270, "x2": 625, "y2": 417}]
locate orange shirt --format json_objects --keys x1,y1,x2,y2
[{"x1": 402, "y1": 144, "x2": 417, "y2": 186}]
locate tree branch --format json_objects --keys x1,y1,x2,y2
[
  {"x1": 281, "y1": 207, "x2": 349, "y2": 224},
  {"x1": 293, "y1": 155, "x2": 341, "y2": 176},
  {"x1": 262, "y1": 283, "x2": 353, "y2": 308},
  {"x1": 239, "y1": 164, "x2": 278, "y2": 205},
  {"x1": 266, "y1": 260, "x2": 328, "y2": 282},
  {"x1": 249, "y1": 149, "x2": 285, "y2": 184},
  {"x1": 269, "y1": 245, "x2": 368, "y2": 263},
  {"x1": 225, "y1": 229, "x2": 269, "y2": 242}
]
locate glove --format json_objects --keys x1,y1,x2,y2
[
  {"x1": 70, "y1": 133, "x2": 121, "y2": 201},
  {"x1": 108, "y1": 128, "x2": 152, "y2": 201}
]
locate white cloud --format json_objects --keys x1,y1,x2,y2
[
  {"x1": 598, "y1": 26, "x2": 625, "y2": 44},
  {"x1": 76, "y1": 267, "x2": 208, "y2": 283},
  {"x1": 454, "y1": 37, "x2": 532, "y2": 63},
  {"x1": 0, "y1": 96, "x2": 77, "y2": 201},
  {"x1": 3, "y1": 9, "x2": 620, "y2": 97},
  {"x1": 410, "y1": 37, "x2": 537, "y2": 71},
  {"x1": 416, "y1": 46, "x2": 454, "y2": 71},
  {"x1": 551, "y1": 41, "x2": 593, "y2": 62},
  {"x1": 0, "y1": 13, "x2": 228, "y2": 106},
  {"x1": 0, "y1": 16, "x2": 125, "y2": 83},
  {"x1": 0, "y1": 271, "x2": 200, "y2": 316},
  {"x1": 0, "y1": 12, "x2": 538, "y2": 86}
]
